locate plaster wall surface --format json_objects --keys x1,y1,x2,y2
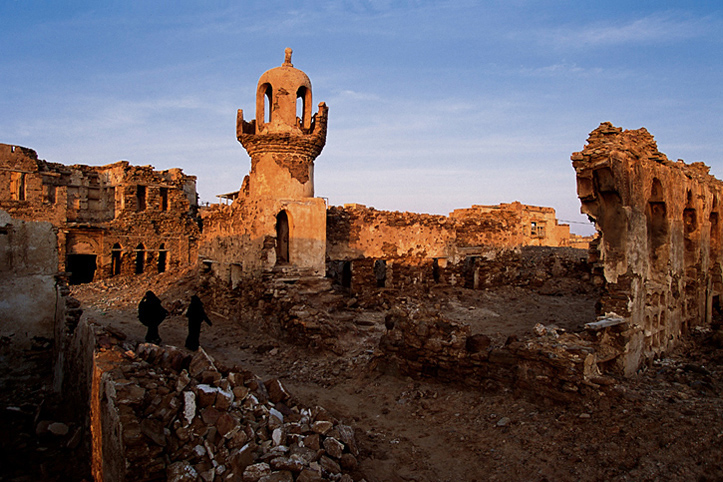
[
  {"x1": 0, "y1": 209, "x2": 59, "y2": 347},
  {"x1": 573, "y1": 122, "x2": 722, "y2": 374}
]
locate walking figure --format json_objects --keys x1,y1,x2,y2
[
  {"x1": 138, "y1": 290, "x2": 168, "y2": 344},
  {"x1": 185, "y1": 295, "x2": 212, "y2": 351}
]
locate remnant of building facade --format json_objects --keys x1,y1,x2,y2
[
  {"x1": 0, "y1": 143, "x2": 200, "y2": 284},
  {"x1": 574, "y1": 122, "x2": 721, "y2": 374},
  {"x1": 0, "y1": 209, "x2": 63, "y2": 348},
  {"x1": 326, "y1": 202, "x2": 588, "y2": 291},
  {"x1": 201, "y1": 49, "x2": 328, "y2": 281}
]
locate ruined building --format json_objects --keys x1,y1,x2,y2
[
  {"x1": 0, "y1": 143, "x2": 200, "y2": 284},
  {"x1": 201, "y1": 49, "x2": 586, "y2": 289},
  {"x1": 574, "y1": 122, "x2": 723, "y2": 374},
  {"x1": 201, "y1": 48, "x2": 328, "y2": 284}
]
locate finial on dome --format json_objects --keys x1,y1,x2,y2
[{"x1": 284, "y1": 48, "x2": 293, "y2": 67}]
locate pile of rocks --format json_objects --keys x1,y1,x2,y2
[{"x1": 101, "y1": 340, "x2": 363, "y2": 481}]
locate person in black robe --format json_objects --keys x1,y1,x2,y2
[
  {"x1": 185, "y1": 295, "x2": 212, "y2": 351},
  {"x1": 138, "y1": 290, "x2": 168, "y2": 345}
]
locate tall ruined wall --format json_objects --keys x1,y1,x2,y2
[
  {"x1": 573, "y1": 122, "x2": 722, "y2": 374},
  {"x1": 0, "y1": 209, "x2": 62, "y2": 348},
  {"x1": 0, "y1": 144, "x2": 200, "y2": 283}
]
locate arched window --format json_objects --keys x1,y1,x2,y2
[
  {"x1": 296, "y1": 86, "x2": 311, "y2": 129},
  {"x1": 275, "y1": 211, "x2": 289, "y2": 264},
  {"x1": 135, "y1": 243, "x2": 146, "y2": 274},
  {"x1": 647, "y1": 178, "x2": 669, "y2": 267},
  {"x1": 157, "y1": 243, "x2": 167, "y2": 273},
  {"x1": 111, "y1": 243, "x2": 122, "y2": 276}
]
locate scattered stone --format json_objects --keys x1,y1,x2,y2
[
  {"x1": 48, "y1": 422, "x2": 69, "y2": 436},
  {"x1": 496, "y1": 417, "x2": 511, "y2": 427}
]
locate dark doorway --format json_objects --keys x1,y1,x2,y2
[
  {"x1": 276, "y1": 211, "x2": 289, "y2": 264},
  {"x1": 135, "y1": 243, "x2": 145, "y2": 274},
  {"x1": 374, "y1": 259, "x2": 387, "y2": 288},
  {"x1": 67, "y1": 254, "x2": 97, "y2": 285},
  {"x1": 111, "y1": 243, "x2": 122, "y2": 276},
  {"x1": 432, "y1": 258, "x2": 440, "y2": 283},
  {"x1": 341, "y1": 261, "x2": 352, "y2": 289},
  {"x1": 157, "y1": 243, "x2": 167, "y2": 273}
]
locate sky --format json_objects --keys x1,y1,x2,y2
[{"x1": 1, "y1": 1, "x2": 721, "y2": 235}]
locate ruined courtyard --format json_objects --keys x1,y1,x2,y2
[{"x1": 2, "y1": 50, "x2": 723, "y2": 481}]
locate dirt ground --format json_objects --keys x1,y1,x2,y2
[{"x1": 5, "y1": 266, "x2": 723, "y2": 481}]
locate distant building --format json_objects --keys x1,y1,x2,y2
[{"x1": 0, "y1": 144, "x2": 200, "y2": 284}]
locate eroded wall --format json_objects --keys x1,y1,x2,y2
[
  {"x1": 573, "y1": 122, "x2": 722, "y2": 374},
  {"x1": 0, "y1": 144, "x2": 200, "y2": 283},
  {"x1": 0, "y1": 209, "x2": 61, "y2": 348},
  {"x1": 326, "y1": 202, "x2": 588, "y2": 292}
]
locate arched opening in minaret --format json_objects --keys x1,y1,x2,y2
[
  {"x1": 260, "y1": 83, "x2": 273, "y2": 124},
  {"x1": 296, "y1": 86, "x2": 308, "y2": 128},
  {"x1": 296, "y1": 85, "x2": 312, "y2": 130},
  {"x1": 276, "y1": 210, "x2": 290, "y2": 265}
]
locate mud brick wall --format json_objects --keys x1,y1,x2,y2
[
  {"x1": 69, "y1": 318, "x2": 361, "y2": 481},
  {"x1": 378, "y1": 308, "x2": 602, "y2": 403},
  {"x1": 573, "y1": 122, "x2": 723, "y2": 374},
  {"x1": 326, "y1": 204, "x2": 589, "y2": 293},
  {"x1": 0, "y1": 143, "x2": 200, "y2": 282},
  {"x1": 331, "y1": 243, "x2": 593, "y2": 296}
]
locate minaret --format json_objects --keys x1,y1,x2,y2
[{"x1": 236, "y1": 48, "x2": 328, "y2": 199}]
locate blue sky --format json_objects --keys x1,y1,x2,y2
[{"x1": 2, "y1": 1, "x2": 721, "y2": 235}]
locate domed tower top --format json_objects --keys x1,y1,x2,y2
[{"x1": 255, "y1": 48, "x2": 314, "y2": 134}]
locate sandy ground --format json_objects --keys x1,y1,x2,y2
[
  {"x1": 4, "y1": 266, "x2": 723, "y2": 481},
  {"x1": 52, "y1": 267, "x2": 723, "y2": 482}
]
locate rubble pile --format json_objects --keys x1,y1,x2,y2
[
  {"x1": 99, "y1": 338, "x2": 363, "y2": 481},
  {"x1": 379, "y1": 307, "x2": 607, "y2": 402}
]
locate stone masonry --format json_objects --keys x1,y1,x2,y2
[
  {"x1": 574, "y1": 122, "x2": 723, "y2": 374},
  {"x1": 0, "y1": 143, "x2": 200, "y2": 284}
]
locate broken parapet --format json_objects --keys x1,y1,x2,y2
[
  {"x1": 69, "y1": 316, "x2": 362, "y2": 481},
  {"x1": 573, "y1": 122, "x2": 723, "y2": 374},
  {"x1": 378, "y1": 308, "x2": 605, "y2": 403}
]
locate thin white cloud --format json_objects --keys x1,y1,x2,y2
[{"x1": 542, "y1": 12, "x2": 719, "y2": 49}]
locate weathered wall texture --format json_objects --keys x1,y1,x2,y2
[
  {"x1": 379, "y1": 308, "x2": 604, "y2": 402},
  {"x1": 326, "y1": 202, "x2": 589, "y2": 292},
  {"x1": 0, "y1": 209, "x2": 62, "y2": 348},
  {"x1": 0, "y1": 143, "x2": 200, "y2": 284},
  {"x1": 201, "y1": 197, "x2": 327, "y2": 281},
  {"x1": 573, "y1": 122, "x2": 722, "y2": 374}
]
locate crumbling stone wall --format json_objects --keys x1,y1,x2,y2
[
  {"x1": 326, "y1": 203, "x2": 589, "y2": 293},
  {"x1": 573, "y1": 122, "x2": 723, "y2": 374},
  {"x1": 0, "y1": 143, "x2": 200, "y2": 283},
  {"x1": 379, "y1": 308, "x2": 604, "y2": 402}
]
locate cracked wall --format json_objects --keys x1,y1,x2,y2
[{"x1": 573, "y1": 122, "x2": 722, "y2": 374}]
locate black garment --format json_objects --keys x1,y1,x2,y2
[
  {"x1": 138, "y1": 290, "x2": 168, "y2": 344},
  {"x1": 185, "y1": 295, "x2": 212, "y2": 351}
]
